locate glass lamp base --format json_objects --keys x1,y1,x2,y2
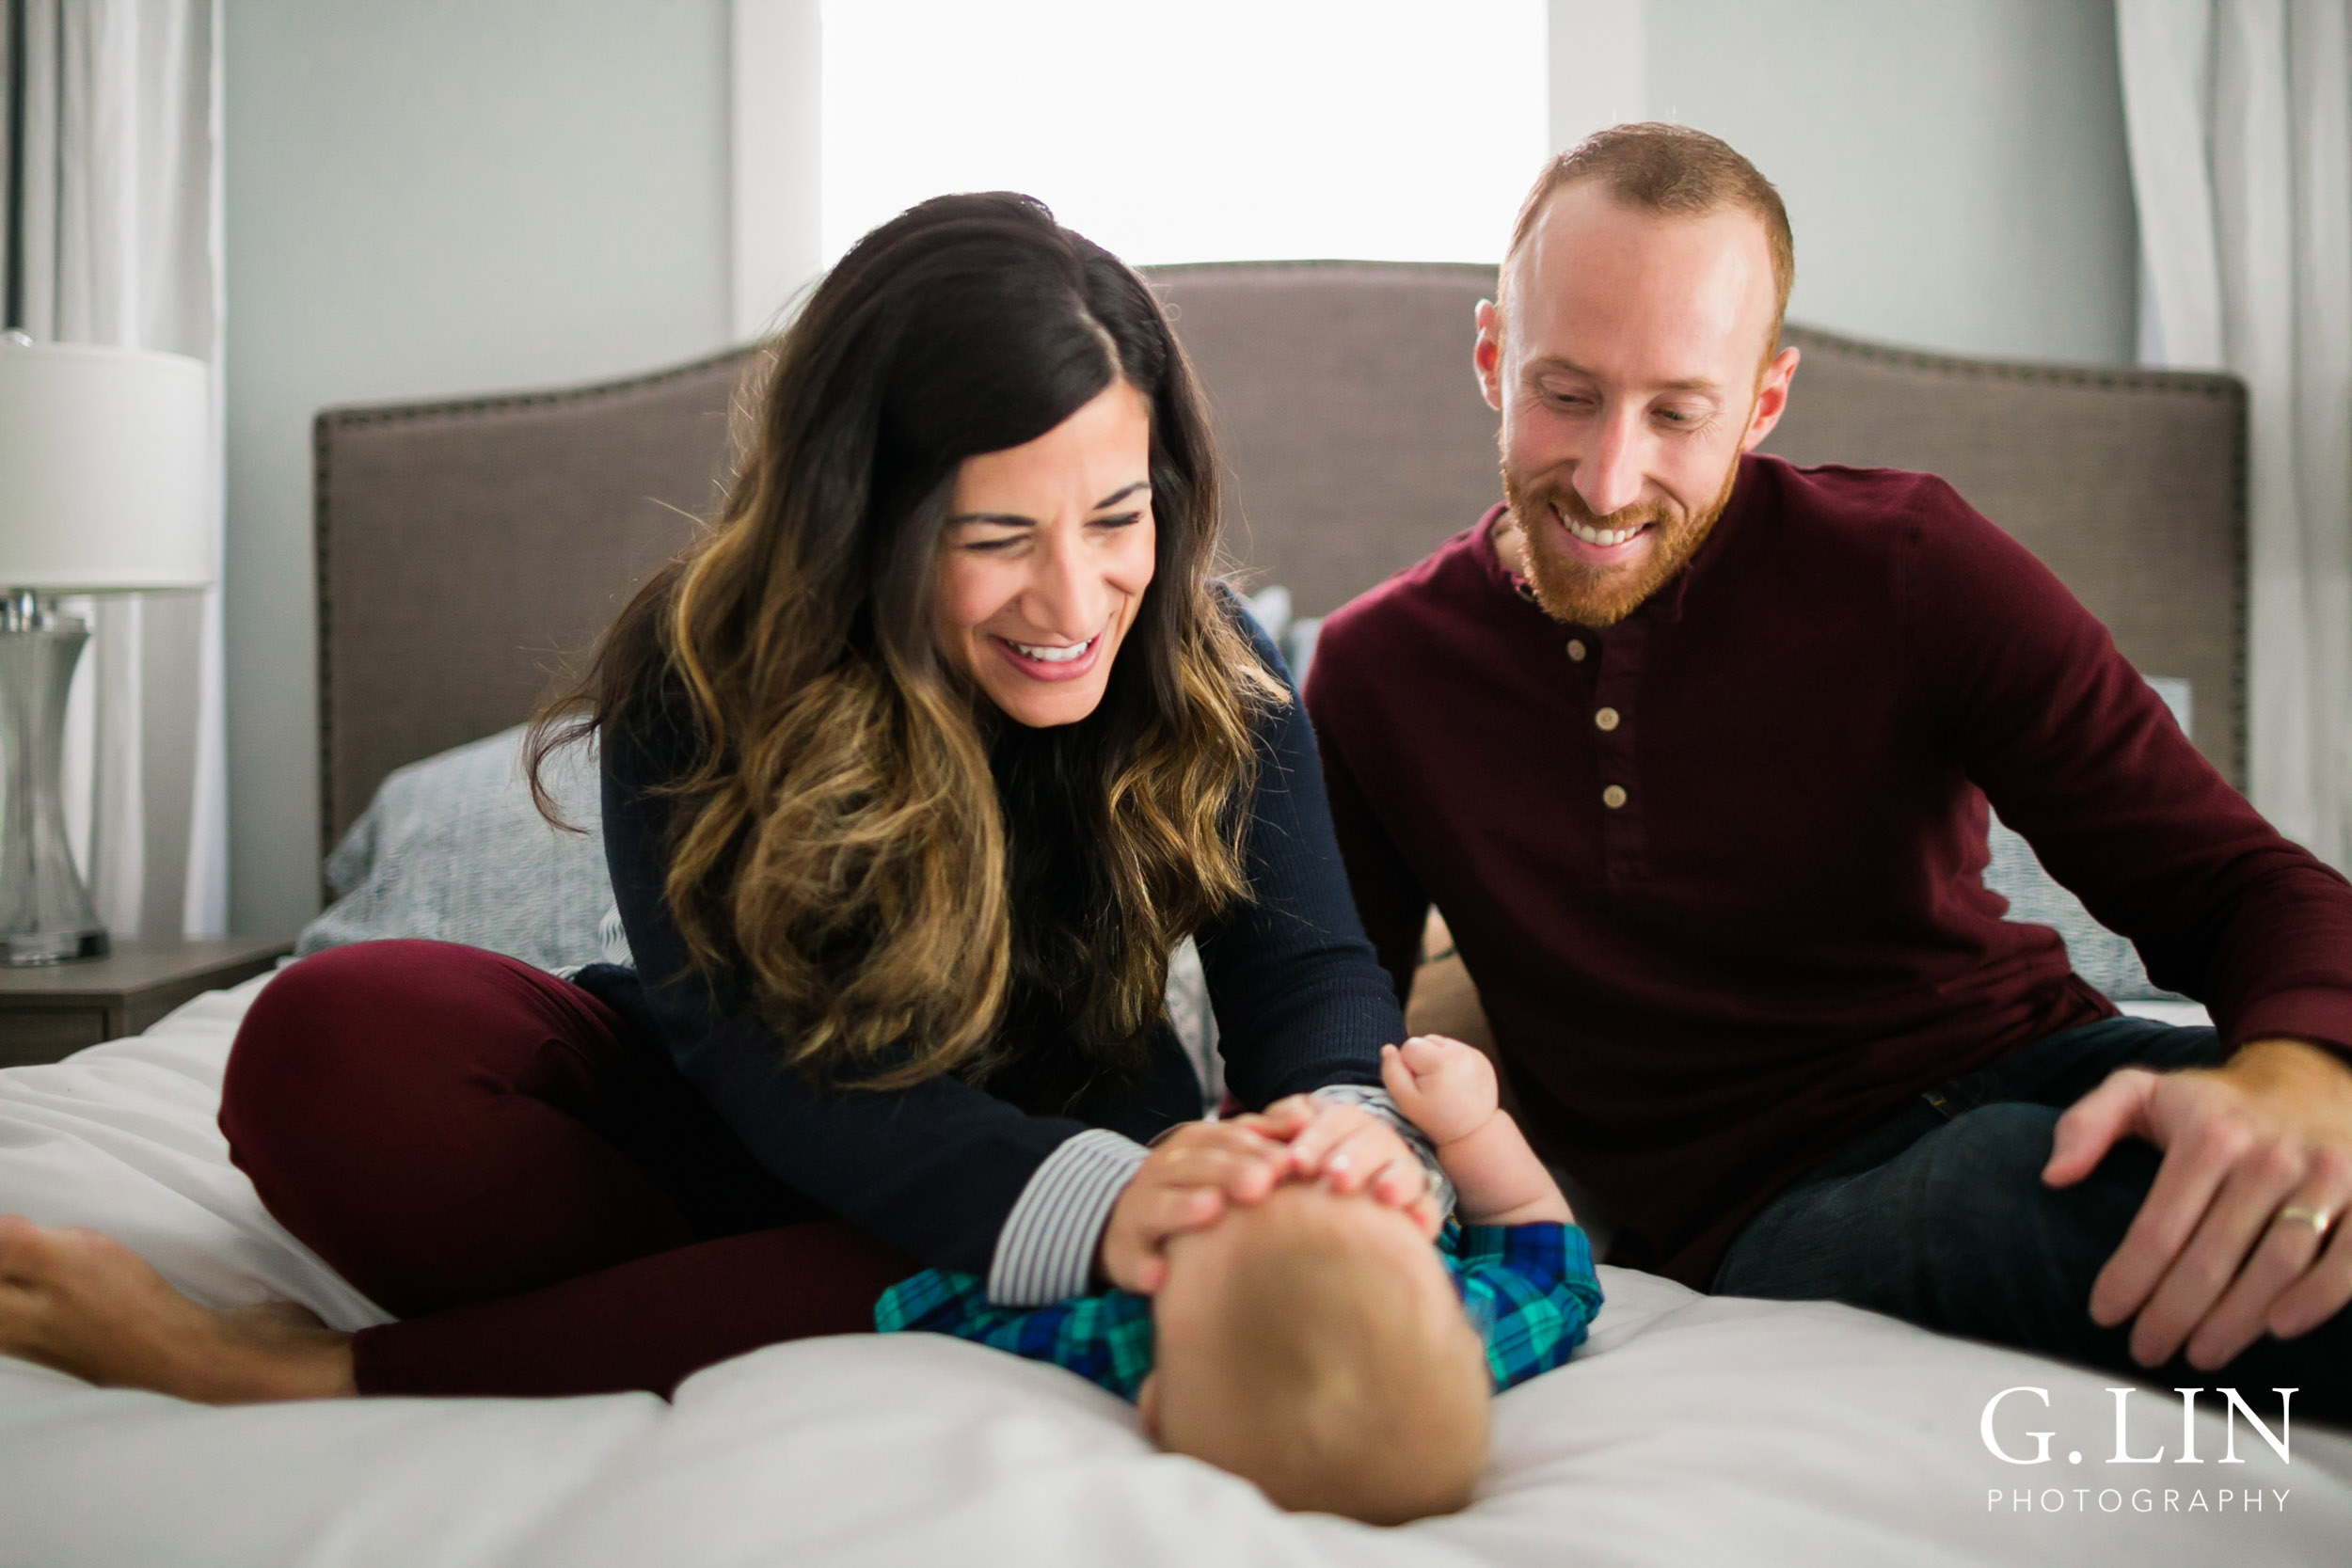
[
  {"x1": 1, "y1": 605, "x2": 112, "y2": 966},
  {"x1": 6, "y1": 927, "x2": 109, "y2": 966}
]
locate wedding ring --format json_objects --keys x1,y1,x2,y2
[{"x1": 2275, "y1": 1204, "x2": 2335, "y2": 1237}]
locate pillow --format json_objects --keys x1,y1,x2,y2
[
  {"x1": 1239, "y1": 583, "x2": 1324, "y2": 686},
  {"x1": 297, "y1": 726, "x2": 620, "y2": 974},
  {"x1": 1164, "y1": 936, "x2": 1221, "y2": 1112},
  {"x1": 1982, "y1": 816, "x2": 2182, "y2": 1002}
]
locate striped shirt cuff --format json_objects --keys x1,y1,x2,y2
[
  {"x1": 985, "y1": 1128, "x2": 1150, "y2": 1307},
  {"x1": 1311, "y1": 1083, "x2": 1457, "y2": 1219}
]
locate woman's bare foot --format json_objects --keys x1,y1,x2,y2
[{"x1": 0, "y1": 1214, "x2": 355, "y2": 1402}]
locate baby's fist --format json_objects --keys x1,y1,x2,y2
[{"x1": 1379, "y1": 1035, "x2": 1498, "y2": 1146}]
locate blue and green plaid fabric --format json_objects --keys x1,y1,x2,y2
[{"x1": 874, "y1": 1221, "x2": 1601, "y2": 1402}]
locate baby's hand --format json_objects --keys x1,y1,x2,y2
[{"x1": 1378, "y1": 1035, "x2": 1498, "y2": 1147}]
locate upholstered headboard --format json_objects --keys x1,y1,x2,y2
[
  {"x1": 314, "y1": 351, "x2": 746, "y2": 853},
  {"x1": 313, "y1": 261, "x2": 2247, "y2": 853}
]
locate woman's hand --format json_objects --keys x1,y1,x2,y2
[
  {"x1": 1097, "y1": 1120, "x2": 1290, "y2": 1293},
  {"x1": 1253, "y1": 1094, "x2": 1444, "y2": 1240}
]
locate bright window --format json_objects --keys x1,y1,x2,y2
[{"x1": 819, "y1": 0, "x2": 1549, "y2": 268}]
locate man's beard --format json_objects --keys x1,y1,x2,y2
[{"x1": 1500, "y1": 456, "x2": 1740, "y2": 629}]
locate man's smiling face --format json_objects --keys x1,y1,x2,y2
[{"x1": 1475, "y1": 180, "x2": 1799, "y2": 628}]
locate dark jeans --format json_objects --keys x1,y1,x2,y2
[{"x1": 1714, "y1": 1016, "x2": 2349, "y2": 1420}]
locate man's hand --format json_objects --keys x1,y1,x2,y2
[
  {"x1": 2043, "y1": 1037, "x2": 2352, "y2": 1369},
  {"x1": 1251, "y1": 1094, "x2": 1444, "y2": 1239},
  {"x1": 1097, "y1": 1120, "x2": 1288, "y2": 1294}
]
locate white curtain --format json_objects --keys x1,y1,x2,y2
[
  {"x1": 2119, "y1": 0, "x2": 2352, "y2": 872},
  {"x1": 4, "y1": 0, "x2": 227, "y2": 938}
]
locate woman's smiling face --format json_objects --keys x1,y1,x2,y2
[{"x1": 932, "y1": 380, "x2": 1157, "y2": 727}]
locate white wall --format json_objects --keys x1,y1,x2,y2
[
  {"x1": 812, "y1": 0, "x2": 1545, "y2": 279},
  {"x1": 1628, "y1": 0, "x2": 2138, "y2": 365},
  {"x1": 222, "y1": 0, "x2": 734, "y2": 935},
  {"x1": 732, "y1": 0, "x2": 821, "y2": 340}
]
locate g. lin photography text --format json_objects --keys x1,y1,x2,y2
[{"x1": 1982, "y1": 1385, "x2": 2298, "y2": 1515}]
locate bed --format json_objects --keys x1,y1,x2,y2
[{"x1": 4, "y1": 263, "x2": 2345, "y2": 1567}]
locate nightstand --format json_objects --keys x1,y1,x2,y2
[{"x1": 0, "y1": 935, "x2": 293, "y2": 1067}]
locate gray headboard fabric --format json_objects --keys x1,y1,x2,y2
[
  {"x1": 313, "y1": 260, "x2": 2248, "y2": 854},
  {"x1": 314, "y1": 351, "x2": 750, "y2": 852}
]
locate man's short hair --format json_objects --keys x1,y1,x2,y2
[{"x1": 1504, "y1": 121, "x2": 1796, "y2": 354}]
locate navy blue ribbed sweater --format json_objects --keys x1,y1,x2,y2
[{"x1": 576, "y1": 613, "x2": 1404, "y2": 1278}]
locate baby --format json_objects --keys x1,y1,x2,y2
[{"x1": 877, "y1": 1036, "x2": 1602, "y2": 1525}]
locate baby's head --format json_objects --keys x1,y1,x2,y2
[{"x1": 1140, "y1": 1180, "x2": 1489, "y2": 1525}]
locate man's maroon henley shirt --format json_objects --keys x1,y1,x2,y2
[{"x1": 1303, "y1": 453, "x2": 2352, "y2": 1288}]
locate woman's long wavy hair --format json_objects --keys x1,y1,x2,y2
[{"x1": 529, "y1": 193, "x2": 1282, "y2": 1093}]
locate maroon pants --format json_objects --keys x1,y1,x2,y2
[{"x1": 218, "y1": 941, "x2": 911, "y2": 1398}]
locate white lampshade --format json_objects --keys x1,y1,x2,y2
[{"x1": 0, "y1": 337, "x2": 213, "y2": 594}]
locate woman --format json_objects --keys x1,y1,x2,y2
[{"x1": 0, "y1": 194, "x2": 1434, "y2": 1402}]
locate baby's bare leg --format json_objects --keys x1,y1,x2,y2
[{"x1": 0, "y1": 1215, "x2": 354, "y2": 1402}]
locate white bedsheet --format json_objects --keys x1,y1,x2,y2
[{"x1": 1, "y1": 972, "x2": 2345, "y2": 1568}]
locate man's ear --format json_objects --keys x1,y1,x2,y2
[
  {"x1": 1473, "y1": 299, "x2": 1505, "y2": 413},
  {"x1": 1136, "y1": 1372, "x2": 1162, "y2": 1440},
  {"x1": 1740, "y1": 345, "x2": 1802, "y2": 451}
]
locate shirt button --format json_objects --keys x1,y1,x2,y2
[
  {"x1": 1594, "y1": 706, "x2": 1620, "y2": 732},
  {"x1": 1602, "y1": 784, "x2": 1628, "y2": 809},
  {"x1": 1565, "y1": 639, "x2": 1587, "y2": 662}
]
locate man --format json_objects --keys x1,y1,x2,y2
[{"x1": 1302, "y1": 122, "x2": 2352, "y2": 1410}]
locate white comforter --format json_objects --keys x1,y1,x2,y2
[{"x1": 1, "y1": 973, "x2": 2344, "y2": 1568}]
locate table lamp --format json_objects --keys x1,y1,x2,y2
[{"x1": 0, "y1": 333, "x2": 212, "y2": 964}]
